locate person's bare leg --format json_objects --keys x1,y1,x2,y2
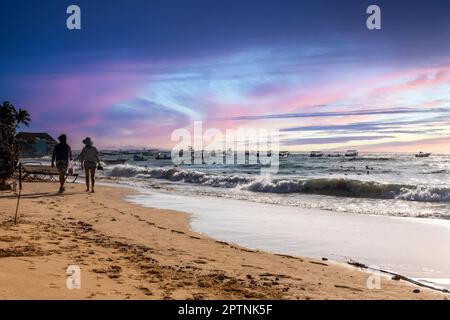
[
  {"x1": 59, "y1": 173, "x2": 66, "y2": 193},
  {"x1": 90, "y1": 168, "x2": 96, "y2": 193},
  {"x1": 84, "y1": 167, "x2": 90, "y2": 191}
]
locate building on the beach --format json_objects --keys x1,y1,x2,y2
[{"x1": 16, "y1": 132, "x2": 58, "y2": 158}]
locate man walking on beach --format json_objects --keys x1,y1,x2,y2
[
  {"x1": 79, "y1": 137, "x2": 100, "y2": 193},
  {"x1": 51, "y1": 134, "x2": 73, "y2": 193}
]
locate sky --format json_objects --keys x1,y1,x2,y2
[{"x1": 1, "y1": 0, "x2": 450, "y2": 152}]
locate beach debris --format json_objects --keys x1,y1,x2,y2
[
  {"x1": 274, "y1": 253, "x2": 304, "y2": 261},
  {"x1": 346, "y1": 259, "x2": 368, "y2": 269},
  {"x1": 364, "y1": 266, "x2": 447, "y2": 294},
  {"x1": 334, "y1": 284, "x2": 363, "y2": 292}
]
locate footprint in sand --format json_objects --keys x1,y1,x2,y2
[{"x1": 137, "y1": 286, "x2": 153, "y2": 296}]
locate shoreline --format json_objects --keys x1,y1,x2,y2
[
  {"x1": 0, "y1": 182, "x2": 447, "y2": 299},
  {"x1": 87, "y1": 182, "x2": 450, "y2": 294},
  {"x1": 124, "y1": 183, "x2": 450, "y2": 291}
]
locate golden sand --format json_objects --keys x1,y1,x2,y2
[{"x1": 0, "y1": 182, "x2": 446, "y2": 299}]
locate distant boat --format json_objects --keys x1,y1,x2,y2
[
  {"x1": 279, "y1": 151, "x2": 289, "y2": 157},
  {"x1": 156, "y1": 152, "x2": 171, "y2": 160},
  {"x1": 133, "y1": 154, "x2": 147, "y2": 161},
  {"x1": 310, "y1": 151, "x2": 324, "y2": 158},
  {"x1": 327, "y1": 153, "x2": 341, "y2": 157},
  {"x1": 415, "y1": 152, "x2": 431, "y2": 158},
  {"x1": 345, "y1": 150, "x2": 358, "y2": 157}
]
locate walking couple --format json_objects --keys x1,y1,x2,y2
[{"x1": 51, "y1": 134, "x2": 101, "y2": 193}]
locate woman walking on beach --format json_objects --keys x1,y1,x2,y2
[
  {"x1": 79, "y1": 137, "x2": 101, "y2": 193},
  {"x1": 51, "y1": 134, "x2": 73, "y2": 193}
]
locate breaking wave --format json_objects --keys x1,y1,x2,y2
[
  {"x1": 108, "y1": 164, "x2": 450, "y2": 203},
  {"x1": 109, "y1": 164, "x2": 251, "y2": 188}
]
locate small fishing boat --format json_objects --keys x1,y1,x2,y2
[
  {"x1": 327, "y1": 153, "x2": 341, "y2": 157},
  {"x1": 156, "y1": 152, "x2": 172, "y2": 160},
  {"x1": 345, "y1": 150, "x2": 358, "y2": 157},
  {"x1": 279, "y1": 151, "x2": 289, "y2": 157},
  {"x1": 310, "y1": 151, "x2": 324, "y2": 158},
  {"x1": 415, "y1": 152, "x2": 431, "y2": 158}
]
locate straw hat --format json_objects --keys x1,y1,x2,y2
[{"x1": 82, "y1": 137, "x2": 93, "y2": 146}]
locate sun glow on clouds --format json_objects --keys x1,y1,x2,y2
[{"x1": 4, "y1": 45, "x2": 450, "y2": 151}]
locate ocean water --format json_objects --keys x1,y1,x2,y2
[
  {"x1": 33, "y1": 151, "x2": 450, "y2": 288},
  {"x1": 102, "y1": 152, "x2": 450, "y2": 219}
]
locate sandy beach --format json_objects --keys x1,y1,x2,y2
[{"x1": 0, "y1": 182, "x2": 446, "y2": 300}]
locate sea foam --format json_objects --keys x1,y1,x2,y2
[{"x1": 108, "y1": 164, "x2": 450, "y2": 203}]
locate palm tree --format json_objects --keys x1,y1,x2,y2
[
  {"x1": 15, "y1": 108, "x2": 31, "y2": 127},
  {"x1": 0, "y1": 101, "x2": 31, "y2": 186}
]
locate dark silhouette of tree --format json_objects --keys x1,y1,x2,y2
[{"x1": 0, "y1": 101, "x2": 31, "y2": 186}]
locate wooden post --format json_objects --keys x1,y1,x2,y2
[{"x1": 14, "y1": 164, "x2": 22, "y2": 224}]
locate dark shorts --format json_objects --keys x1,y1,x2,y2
[
  {"x1": 84, "y1": 161, "x2": 97, "y2": 169},
  {"x1": 56, "y1": 160, "x2": 68, "y2": 174}
]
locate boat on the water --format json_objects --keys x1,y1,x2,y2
[
  {"x1": 327, "y1": 153, "x2": 341, "y2": 157},
  {"x1": 345, "y1": 150, "x2": 358, "y2": 157},
  {"x1": 310, "y1": 151, "x2": 324, "y2": 157},
  {"x1": 415, "y1": 151, "x2": 431, "y2": 158},
  {"x1": 279, "y1": 151, "x2": 289, "y2": 157},
  {"x1": 156, "y1": 152, "x2": 172, "y2": 160}
]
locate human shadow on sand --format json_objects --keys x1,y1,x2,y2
[{"x1": 0, "y1": 191, "x2": 85, "y2": 199}]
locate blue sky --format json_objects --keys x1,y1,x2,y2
[{"x1": 1, "y1": 0, "x2": 450, "y2": 151}]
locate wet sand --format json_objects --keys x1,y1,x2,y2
[
  {"x1": 0, "y1": 182, "x2": 446, "y2": 299},
  {"x1": 129, "y1": 189, "x2": 450, "y2": 289}
]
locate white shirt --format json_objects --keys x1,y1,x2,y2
[{"x1": 79, "y1": 146, "x2": 99, "y2": 163}]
